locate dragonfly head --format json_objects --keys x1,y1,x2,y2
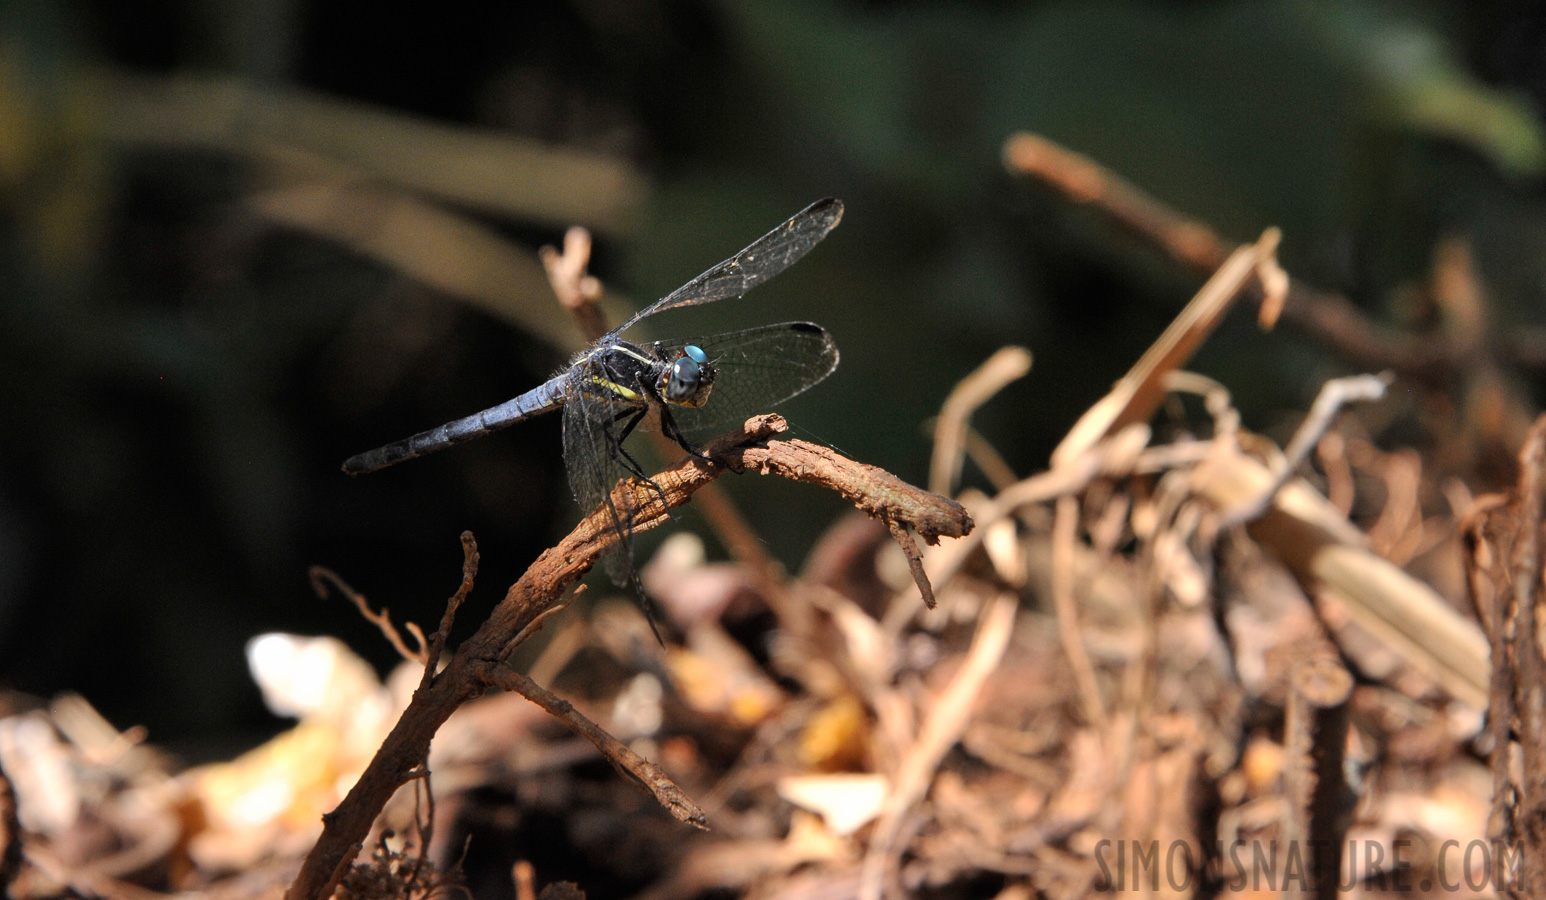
[{"x1": 661, "y1": 344, "x2": 716, "y2": 408}]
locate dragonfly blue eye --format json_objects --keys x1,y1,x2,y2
[
  {"x1": 665, "y1": 354, "x2": 702, "y2": 402},
  {"x1": 664, "y1": 345, "x2": 710, "y2": 403}
]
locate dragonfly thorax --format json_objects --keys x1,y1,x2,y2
[{"x1": 660, "y1": 344, "x2": 715, "y2": 408}]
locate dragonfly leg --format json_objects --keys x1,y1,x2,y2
[
  {"x1": 613, "y1": 404, "x2": 647, "y2": 446},
  {"x1": 660, "y1": 409, "x2": 713, "y2": 461},
  {"x1": 623, "y1": 566, "x2": 667, "y2": 645},
  {"x1": 611, "y1": 407, "x2": 671, "y2": 510}
]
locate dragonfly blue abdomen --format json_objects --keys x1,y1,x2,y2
[{"x1": 342, "y1": 378, "x2": 567, "y2": 475}]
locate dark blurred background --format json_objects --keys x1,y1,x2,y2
[{"x1": 2, "y1": 0, "x2": 1545, "y2": 752}]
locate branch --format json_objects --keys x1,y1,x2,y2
[
  {"x1": 1507, "y1": 414, "x2": 1546, "y2": 895},
  {"x1": 286, "y1": 415, "x2": 971, "y2": 900},
  {"x1": 1002, "y1": 132, "x2": 1541, "y2": 378},
  {"x1": 487, "y1": 667, "x2": 707, "y2": 828},
  {"x1": 1280, "y1": 657, "x2": 1354, "y2": 900}
]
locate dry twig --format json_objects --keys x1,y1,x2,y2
[
  {"x1": 858, "y1": 591, "x2": 1019, "y2": 900},
  {"x1": 512, "y1": 859, "x2": 537, "y2": 900},
  {"x1": 1216, "y1": 372, "x2": 1392, "y2": 530},
  {"x1": 419, "y1": 531, "x2": 479, "y2": 690},
  {"x1": 1196, "y1": 443, "x2": 1489, "y2": 706},
  {"x1": 1051, "y1": 229, "x2": 1280, "y2": 469},
  {"x1": 1461, "y1": 492, "x2": 1517, "y2": 853},
  {"x1": 1053, "y1": 494, "x2": 1108, "y2": 727},
  {"x1": 249, "y1": 178, "x2": 586, "y2": 352},
  {"x1": 488, "y1": 667, "x2": 706, "y2": 827},
  {"x1": 102, "y1": 70, "x2": 643, "y2": 231}
]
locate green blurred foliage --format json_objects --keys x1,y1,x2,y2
[{"x1": 0, "y1": 0, "x2": 1543, "y2": 743}]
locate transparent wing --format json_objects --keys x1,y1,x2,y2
[
  {"x1": 560, "y1": 376, "x2": 638, "y2": 588},
  {"x1": 610, "y1": 199, "x2": 843, "y2": 336},
  {"x1": 561, "y1": 373, "x2": 670, "y2": 640},
  {"x1": 657, "y1": 321, "x2": 839, "y2": 437}
]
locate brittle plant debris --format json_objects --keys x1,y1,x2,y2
[{"x1": 10, "y1": 143, "x2": 1546, "y2": 900}]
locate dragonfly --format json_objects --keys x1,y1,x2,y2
[{"x1": 343, "y1": 198, "x2": 844, "y2": 634}]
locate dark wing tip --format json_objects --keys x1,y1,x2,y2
[
  {"x1": 809, "y1": 197, "x2": 844, "y2": 228},
  {"x1": 785, "y1": 321, "x2": 840, "y2": 376}
]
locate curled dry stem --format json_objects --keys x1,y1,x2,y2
[
  {"x1": 310, "y1": 566, "x2": 427, "y2": 667},
  {"x1": 540, "y1": 224, "x2": 608, "y2": 344},
  {"x1": 287, "y1": 415, "x2": 971, "y2": 900},
  {"x1": 929, "y1": 345, "x2": 1033, "y2": 496}
]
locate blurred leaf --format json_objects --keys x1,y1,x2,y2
[
  {"x1": 0, "y1": 3, "x2": 110, "y2": 277},
  {"x1": 723, "y1": 0, "x2": 989, "y2": 198},
  {"x1": 249, "y1": 178, "x2": 590, "y2": 353},
  {"x1": 97, "y1": 71, "x2": 648, "y2": 232},
  {"x1": 1314, "y1": 0, "x2": 1546, "y2": 178}
]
